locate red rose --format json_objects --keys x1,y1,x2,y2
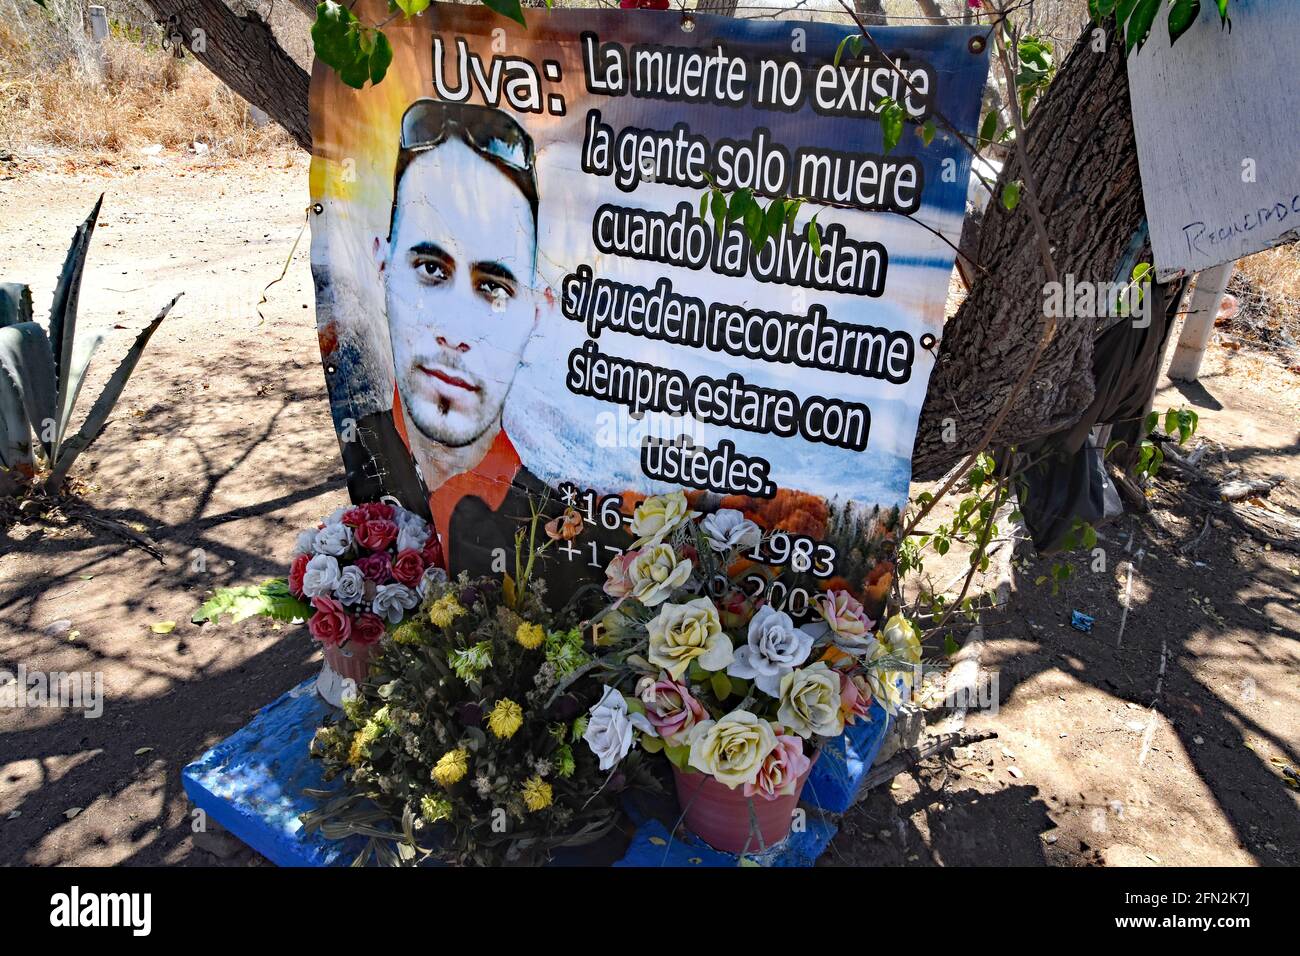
[
  {"x1": 361, "y1": 502, "x2": 396, "y2": 522},
  {"x1": 341, "y1": 507, "x2": 367, "y2": 528},
  {"x1": 355, "y1": 551, "x2": 392, "y2": 583},
  {"x1": 422, "y1": 533, "x2": 446, "y2": 571},
  {"x1": 391, "y1": 548, "x2": 425, "y2": 588},
  {"x1": 288, "y1": 553, "x2": 309, "y2": 598},
  {"x1": 356, "y1": 519, "x2": 398, "y2": 551},
  {"x1": 350, "y1": 612, "x2": 386, "y2": 647},
  {"x1": 308, "y1": 595, "x2": 351, "y2": 647}
]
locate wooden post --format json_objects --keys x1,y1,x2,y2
[
  {"x1": 1168, "y1": 261, "x2": 1234, "y2": 382},
  {"x1": 87, "y1": 5, "x2": 109, "y2": 84}
]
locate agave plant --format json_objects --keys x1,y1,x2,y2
[{"x1": 0, "y1": 196, "x2": 178, "y2": 497}]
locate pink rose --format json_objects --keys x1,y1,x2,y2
[
  {"x1": 839, "y1": 671, "x2": 873, "y2": 726},
  {"x1": 816, "y1": 589, "x2": 874, "y2": 642},
  {"x1": 744, "y1": 733, "x2": 812, "y2": 801},
  {"x1": 309, "y1": 595, "x2": 351, "y2": 647},
  {"x1": 354, "y1": 551, "x2": 392, "y2": 583},
  {"x1": 390, "y1": 548, "x2": 425, "y2": 588},
  {"x1": 340, "y1": 507, "x2": 367, "y2": 529},
  {"x1": 637, "y1": 676, "x2": 707, "y2": 743},
  {"x1": 356, "y1": 519, "x2": 398, "y2": 551},
  {"x1": 361, "y1": 502, "x2": 395, "y2": 522},
  {"x1": 603, "y1": 550, "x2": 638, "y2": 599},
  {"x1": 288, "y1": 553, "x2": 309, "y2": 598},
  {"x1": 350, "y1": 612, "x2": 385, "y2": 647}
]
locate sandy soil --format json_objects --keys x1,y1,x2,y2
[{"x1": 0, "y1": 153, "x2": 1296, "y2": 866}]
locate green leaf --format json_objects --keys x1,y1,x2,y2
[
  {"x1": 710, "y1": 671, "x2": 733, "y2": 701},
  {"x1": 763, "y1": 200, "x2": 785, "y2": 243},
  {"x1": 392, "y1": 0, "x2": 430, "y2": 14},
  {"x1": 877, "y1": 96, "x2": 904, "y2": 155},
  {"x1": 312, "y1": 2, "x2": 363, "y2": 77},
  {"x1": 664, "y1": 744, "x2": 691, "y2": 770},
  {"x1": 1001, "y1": 181, "x2": 1021, "y2": 211},
  {"x1": 1125, "y1": 0, "x2": 1162, "y2": 53},
  {"x1": 192, "y1": 579, "x2": 312, "y2": 625},
  {"x1": 807, "y1": 217, "x2": 822, "y2": 258},
  {"x1": 1214, "y1": 0, "x2": 1228, "y2": 25},
  {"x1": 978, "y1": 110, "x2": 999, "y2": 151},
  {"x1": 699, "y1": 191, "x2": 710, "y2": 219},
  {"x1": 943, "y1": 633, "x2": 960, "y2": 656},
  {"x1": 368, "y1": 30, "x2": 393, "y2": 85},
  {"x1": 1087, "y1": 0, "x2": 1118, "y2": 21},
  {"x1": 742, "y1": 200, "x2": 764, "y2": 245},
  {"x1": 1168, "y1": 0, "x2": 1201, "y2": 46},
  {"x1": 920, "y1": 119, "x2": 937, "y2": 147},
  {"x1": 727, "y1": 187, "x2": 753, "y2": 224},
  {"x1": 481, "y1": 0, "x2": 526, "y2": 27},
  {"x1": 710, "y1": 190, "x2": 727, "y2": 236}
]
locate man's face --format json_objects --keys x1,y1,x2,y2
[{"x1": 381, "y1": 139, "x2": 536, "y2": 448}]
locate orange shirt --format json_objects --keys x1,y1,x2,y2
[{"x1": 391, "y1": 389, "x2": 521, "y2": 566}]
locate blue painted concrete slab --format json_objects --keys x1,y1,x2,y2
[
  {"x1": 182, "y1": 679, "x2": 365, "y2": 867},
  {"x1": 184, "y1": 680, "x2": 863, "y2": 867},
  {"x1": 802, "y1": 701, "x2": 893, "y2": 813},
  {"x1": 615, "y1": 814, "x2": 838, "y2": 868}
]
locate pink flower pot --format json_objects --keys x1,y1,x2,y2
[
  {"x1": 670, "y1": 753, "x2": 817, "y2": 855},
  {"x1": 322, "y1": 641, "x2": 371, "y2": 685}
]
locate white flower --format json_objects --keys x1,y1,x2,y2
[
  {"x1": 700, "y1": 508, "x2": 761, "y2": 553},
  {"x1": 727, "y1": 604, "x2": 813, "y2": 696},
  {"x1": 301, "y1": 554, "x2": 341, "y2": 598},
  {"x1": 396, "y1": 519, "x2": 430, "y2": 553},
  {"x1": 416, "y1": 565, "x2": 449, "y2": 599},
  {"x1": 313, "y1": 522, "x2": 352, "y2": 557},
  {"x1": 626, "y1": 544, "x2": 692, "y2": 607},
  {"x1": 371, "y1": 582, "x2": 419, "y2": 624},
  {"x1": 582, "y1": 685, "x2": 646, "y2": 771},
  {"x1": 333, "y1": 565, "x2": 366, "y2": 605},
  {"x1": 777, "y1": 662, "x2": 844, "y2": 738},
  {"x1": 322, "y1": 506, "x2": 350, "y2": 526},
  {"x1": 293, "y1": 528, "x2": 318, "y2": 556}
]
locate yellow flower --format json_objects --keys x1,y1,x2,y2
[
  {"x1": 515, "y1": 621, "x2": 545, "y2": 650},
  {"x1": 630, "y1": 491, "x2": 692, "y2": 547},
  {"x1": 420, "y1": 794, "x2": 453, "y2": 824},
  {"x1": 521, "y1": 775, "x2": 553, "y2": 812},
  {"x1": 686, "y1": 711, "x2": 777, "y2": 789},
  {"x1": 431, "y1": 748, "x2": 469, "y2": 787},
  {"x1": 487, "y1": 698, "x2": 524, "y2": 739},
  {"x1": 428, "y1": 595, "x2": 466, "y2": 629},
  {"x1": 347, "y1": 717, "x2": 386, "y2": 767},
  {"x1": 647, "y1": 597, "x2": 732, "y2": 680},
  {"x1": 392, "y1": 620, "x2": 426, "y2": 646}
]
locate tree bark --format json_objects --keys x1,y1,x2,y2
[
  {"x1": 911, "y1": 22, "x2": 1145, "y2": 479},
  {"x1": 137, "y1": 0, "x2": 312, "y2": 151},
  {"x1": 143, "y1": 6, "x2": 1145, "y2": 482}
]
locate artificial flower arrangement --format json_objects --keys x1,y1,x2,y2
[
  {"x1": 578, "y1": 491, "x2": 923, "y2": 853},
  {"x1": 302, "y1": 507, "x2": 656, "y2": 866},
  {"x1": 193, "y1": 498, "x2": 445, "y2": 702}
]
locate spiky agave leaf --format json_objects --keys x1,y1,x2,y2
[
  {"x1": 0, "y1": 322, "x2": 58, "y2": 462},
  {"x1": 48, "y1": 195, "x2": 103, "y2": 456},
  {"x1": 0, "y1": 283, "x2": 33, "y2": 329},
  {"x1": 45, "y1": 293, "x2": 179, "y2": 492}
]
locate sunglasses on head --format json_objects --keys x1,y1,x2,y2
[{"x1": 399, "y1": 99, "x2": 535, "y2": 173}]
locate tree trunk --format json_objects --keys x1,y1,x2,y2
[
  {"x1": 137, "y1": 0, "x2": 312, "y2": 150},
  {"x1": 138, "y1": 5, "x2": 1144, "y2": 482},
  {"x1": 911, "y1": 22, "x2": 1145, "y2": 479}
]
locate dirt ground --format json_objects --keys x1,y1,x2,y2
[{"x1": 0, "y1": 152, "x2": 1296, "y2": 866}]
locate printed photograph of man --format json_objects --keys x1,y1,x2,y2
[{"x1": 354, "y1": 98, "x2": 625, "y2": 593}]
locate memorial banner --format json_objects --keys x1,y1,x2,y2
[{"x1": 309, "y1": 4, "x2": 989, "y2": 619}]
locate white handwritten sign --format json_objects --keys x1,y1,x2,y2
[{"x1": 1126, "y1": 0, "x2": 1300, "y2": 280}]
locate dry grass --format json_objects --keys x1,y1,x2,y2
[
  {"x1": 1234, "y1": 243, "x2": 1300, "y2": 332},
  {"x1": 0, "y1": 16, "x2": 291, "y2": 162}
]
